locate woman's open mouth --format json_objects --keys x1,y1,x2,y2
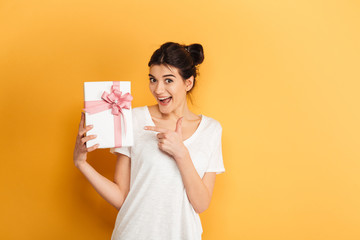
[{"x1": 158, "y1": 96, "x2": 172, "y2": 105}]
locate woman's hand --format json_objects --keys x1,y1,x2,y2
[
  {"x1": 73, "y1": 112, "x2": 99, "y2": 168},
  {"x1": 144, "y1": 117, "x2": 188, "y2": 161}
]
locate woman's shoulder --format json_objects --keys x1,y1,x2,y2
[
  {"x1": 126, "y1": 106, "x2": 148, "y2": 136},
  {"x1": 129, "y1": 106, "x2": 149, "y2": 124},
  {"x1": 131, "y1": 105, "x2": 148, "y2": 115},
  {"x1": 195, "y1": 114, "x2": 222, "y2": 145},
  {"x1": 201, "y1": 114, "x2": 222, "y2": 135}
]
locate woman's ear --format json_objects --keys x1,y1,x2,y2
[{"x1": 185, "y1": 76, "x2": 194, "y2": 92}]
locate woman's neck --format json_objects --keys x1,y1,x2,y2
[{"x1": 152, "y1": 101, "x2": 193, "y2": 121}]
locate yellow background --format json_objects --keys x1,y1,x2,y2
[{"x1": 1, "y1": 0, "x2": 359, "y2": 239}]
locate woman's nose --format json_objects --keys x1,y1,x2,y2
[{"x1": 154, "y1": 82, "x2": 165, "y2": 94}]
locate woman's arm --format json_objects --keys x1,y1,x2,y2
[
  {"x1": 144, "y1": 117, "x2": 217, "y2": 214},
  {"x1": 175, "y1": 153, "x2": 216, "y2": 214},
  {"x1": 76, "y1": 153, "x2": 131, "y2": 211},
  {"x1": 74, "y1": 113, "x2": 131, "y2": 210}
]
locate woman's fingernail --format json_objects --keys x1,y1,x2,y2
[{"x1": 144, "y1": 126, "x2": 147, "y2": 130}]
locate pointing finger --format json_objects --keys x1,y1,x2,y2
[{"x1": 144, "y1": 126, "x2": 169, "y2": 133}]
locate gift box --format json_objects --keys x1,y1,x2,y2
[{"x1": 83, "y1": 81, "x2": 133, "y2": 149}]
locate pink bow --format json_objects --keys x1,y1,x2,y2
[
  {"x1": 83, "y1": 82, "x2": 133, "y2": 147},
  {"x1": 83, "y1": 85, "x2": 133, "y2": 115},
  {"x1": 103, "y1": 85, "x2": 133, "y2": 115}
]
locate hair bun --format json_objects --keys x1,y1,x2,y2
[{"x1": 187, "y1": 43, "x2": 204, "y2": 66}]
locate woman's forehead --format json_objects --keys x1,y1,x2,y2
[{"x1": 149, "y1": 64, "x2": 180, "y2": 76}]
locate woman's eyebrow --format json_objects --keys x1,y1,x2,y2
[
  {"x1": 163, "y1": 74, "x2": 176, "y2": 78},
  {"x1": 148, "y1": 74, "x2": 176, "y2": 78}
]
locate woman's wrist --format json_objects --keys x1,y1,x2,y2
[
  {"x1": 75, "y1": 160, "x2": 88, "y2": 170},
  {"x1": 174, "y1": 146, "x2": 190, "y2": 163}
]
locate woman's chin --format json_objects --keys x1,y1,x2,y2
[{"x1": 157, "y1": 104, "x2": 173, "y2": 114}]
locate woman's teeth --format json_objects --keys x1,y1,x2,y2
[
  {"x1": 159, "y1": 96, "x2": 172, "y2": 104},
  {"x1": 159, "y1": 96, "x2": 170, "y2": 100}
]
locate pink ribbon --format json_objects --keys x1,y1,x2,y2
[{"x1": 83, "y1": 81, "x2": 133, "y2": 147}]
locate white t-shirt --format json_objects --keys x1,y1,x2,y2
[{"x1": 109, "y1": 106, "x2": 225, "y2": 240}]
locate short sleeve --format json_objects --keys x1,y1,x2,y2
[
  {"x1": 110, "y1": 146, "x2": 131, "y2": 158},
  {"x1": 206, "y1": 125, "x2": 225, "y2": 174}
]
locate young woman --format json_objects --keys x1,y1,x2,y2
[{"x1": 73, "y1": 42, "x2": 225, "y2": 239}]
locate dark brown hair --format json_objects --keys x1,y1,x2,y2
[{"x1": 148, "y1": 42, "x2": 204, "y2": 103}]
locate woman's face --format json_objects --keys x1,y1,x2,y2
[{"x1": 149, "y1": 64, "x2": 193, "y2": 114}]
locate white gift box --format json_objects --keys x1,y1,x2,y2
[{"x1": 83, "y1": 81, "x2": 133, "y2": 149}]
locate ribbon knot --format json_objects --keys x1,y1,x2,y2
[
  {"x1": 100, "y1": 85, "x2": 132, "y2": 116},
  {"x1": 84, "y1": 84, "x2": 133, "y2": 116}
]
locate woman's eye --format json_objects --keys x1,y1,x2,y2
[
  {"x1": 149, "y1": 78, "x2": 156, "y2": 83},
  {"x1": 165, "y1": 78, "x2": 173, "y2": 83}
]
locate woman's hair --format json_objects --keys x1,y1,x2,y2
[{"x1": 148, "y1": 42, "x2": 204, "y2": 102}]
